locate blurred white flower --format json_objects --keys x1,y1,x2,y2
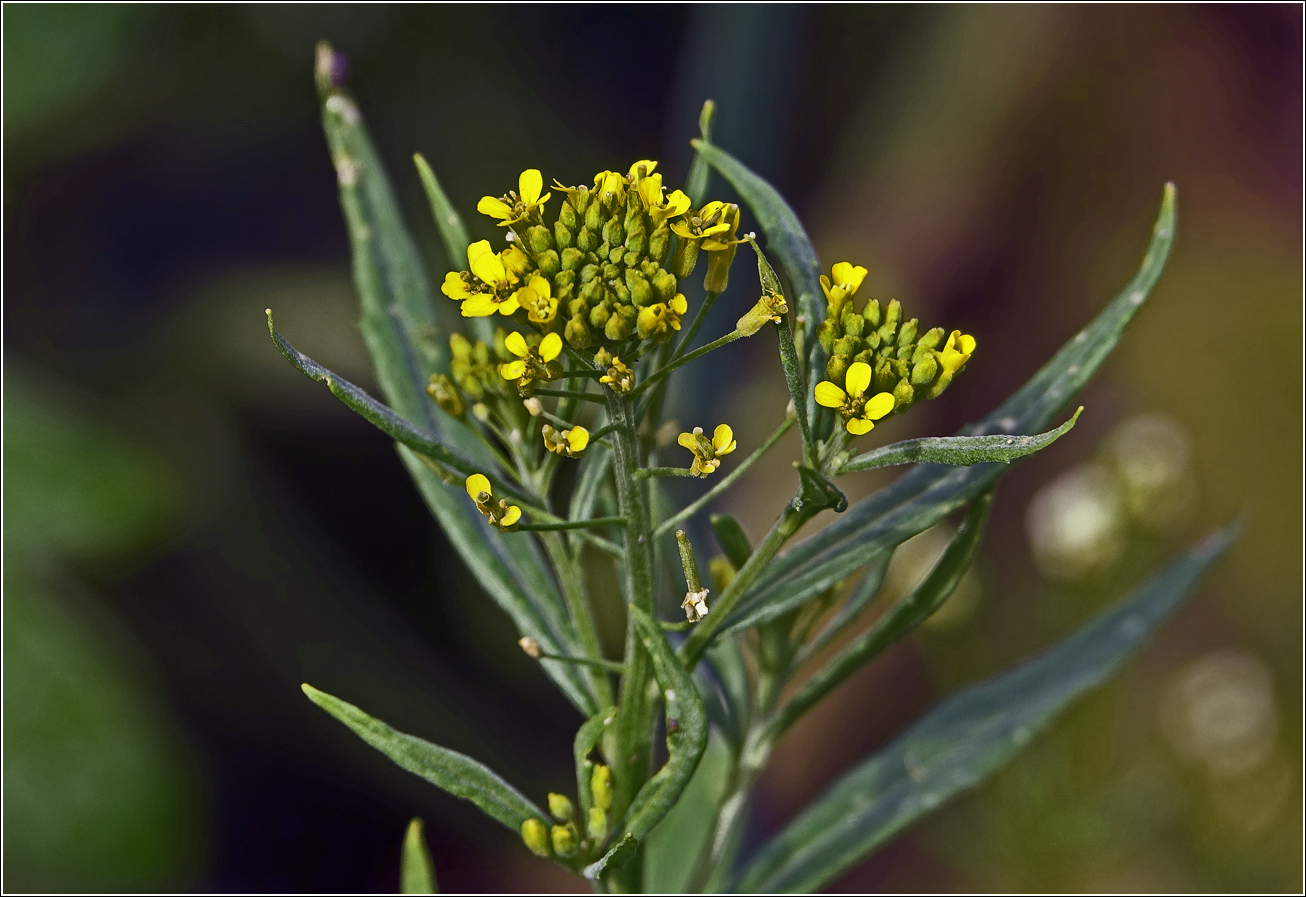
[
  {"x1": 1161, "y1": 648, "x2": 1278, "y2": 778},
  {"x1": 1025, "y1": 461, "x2": 1126, "y2": 581},
  {"x1": 1102, "y1": 412, "x2": 1196, "y2": 531}
]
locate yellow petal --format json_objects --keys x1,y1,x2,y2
[
  {"x1": 699, "y1": 201, "x2": 724, "y2": 219},
  {"x1": 846, "y1": 418, "x2": 876, "y2": 436},
  {"x1": 844, "y1": 363, "x2": 872, "y2": 398},
  {"x1": 819, "y1": 274, "x2": 833, "y2": 302},
  {"x1": 504, "y1": 330, "x2": 529, "y2": 358},
  {"x1": 669, "y1": 220, "x2": 696, "y2": 239},
  {"x1": 712, "y1": 424, "x2": 736, "y2": 456},
  {"x1": 959, "y1": 333, "x2": 976, "y2": 354},
  {"x1": 539, "y1": 332, "x2": 562, "y2": 362},
  {"x1": 814, "y1": 381, "x2": 848, "y2": 408},
  {"x1": 865, "y1": 391, "x2": 896, "y2": 420},
  {"x1": 460, "y1": 295, "x2": 498, "y2": 317},
  {"x1": 518, "y1": 169, "x2": 543, "y2": 204},
  {"x1": 465, "y1": 473, "x2": 491, "y2": 500},
  {"x1": 477, "y1": 196, "x2": 513, "y2": 220},
  {"x1": 671, "y1": 293, "x2": 688, "y2": 314},
  {"x1": 677, "y1": 432, "x2": 698, "y2": 451},
  {"x1": 467, "y1": 239, "x2": 494, "y2": 268},
  {"x1": 567, "y1": 427, "x2": 590, "y2": 452},
  {"x1": 528, "y1": 274, "x2": 551, "y2": 298},
  {"x1": 497, "y1": 293, "x2": 520, "y2": 315},
  {"x1": 664, "y1": 190, "x2": 690, "y2": 216},
  {"x1": 499, "y1": 505, "x2": 522, "y2": 527},
  {"x1": 441, "y1": 271, "x2": 472, "y2": 300},
  {"x1": 831, "y1": 262, "x2": 868, "y2": 294},
  {"x1": 500, "y1": 359, "x2": 527, "y2": 380},
  {"x1": 628, "y1": 159, "x2": 658, "y2": 178},
  {"x1": 470, "y1": 247, "x2": 507, "y2": 285}
]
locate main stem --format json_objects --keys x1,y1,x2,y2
[
  {"x1": 538, "y1": 532, "x2": 613, "y2": 708},
  {"x1": 606, "y1": 389, "x2": 657, "y2": 868}
]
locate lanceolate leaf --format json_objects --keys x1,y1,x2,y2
[
  {"x1": 838, "y1": 407, "x2": 1082, "y2": 474},
  {"x1": 727, "y1": 185, "x2": 1177, "y2": 635},
  {"x1": 735, "y1": 522, "x2": 1236, "y2": 893},
  {"x1": 303, "y1": 684, "x2": 548, "y2": 832},
  {"x1": 314, "y1": 51, "x2": 594, "y2": 714},
  {"x1": 413, "y1": 152, "x2": 493, "y2": 345}
]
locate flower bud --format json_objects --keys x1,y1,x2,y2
[
  {"x1": 841, "y1": 306, "x2": 864, "y2": 338},
  {"x1": 863, "y1": 297, "x2": 882, "y2": 328},
  {"x1": 591, "y1": 764, "x2": 613, "y2": 811},
  {"x1": 526, "y1": 225, "x2": 553, "y2": 255},
  {"x1": 554, "y1": 220, "x2": 575, "y2": 250},
  {"x1": 587, "y1": 807, "x2": 608, "y2": 841},
  {"x1": 736, "y1": 291, "x2": 788, "y2": 336},
  {"x1": 561, "y1": 247, "x2": 584, "y2": 271},
  {"x1": 910, "y1": 354, "x2": 939, "y2": 387},
  {"x1": 536, "y1": 249, "x2": 560, "y2": 279},
  {"x1": 584, "y1": 201, "x2": 603, "y2": 232},
  {"x1": 588, "y1": 302, "x2": 610, "y2": 329},
  {"x1": 833, "y1": 335, "x2": 859, "y2": 358},
  {"x1": 565, "y1": 315, "x2": 591, "y2": 349},
  {"x1": 558, "y1": 198, "x2": 578, "y2": 231},
  {"x1": 523, "y1": 398, "x2": 543, "y2": 417},
  {"x1": 547, "y1": 792, "x2": 574, "y2": 822},
  {"x1": 602, "y1": 216, "x2": 625, "y2": 246},
  {"x1": 521, "y1": 819, "x2": 551, "y2": 857},
  {"x1": 426, "y1": 374, "x2": 465, "y2": 417},
  {"x1": 626, "y1": 269, "x2": 653, "y2": 306},
  {"x1": 816, "y1": 320, "x2": 837, "y2": 354},
  {"x1": 577, "y1": 225, "x2": 598, "y2": 253},
  {"x1": 651, "y1": 270, "x2": 677, "y2": 304},
  {"x1": 703, "y1": 242, "x2": 737, "y2": 293},
  {"x1": 605, "y1": 304, "x2": 636, "y2": 341},
  {"x1": 826, "y1": 354, "x2": 849, "y2": 385},
  {"x1": 893, "y1": 378, "x2": 914, "y2": 411},
  {"x1": 897, "y1": 317, "x2": 918, "y2": 348},
  {"x1": 550, "y1": 823, "x2": 579, "y2": 858},
  {"x1": 671, "y1": 237, "x2": 701, "y2": 279},
  {"x1": 648, "y1": 222, "x2": 671, "y2": 263}
]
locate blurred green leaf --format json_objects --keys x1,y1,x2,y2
[
  {"x1": 796, "y1": 550, "x2": 894, "y2": 664},
  {"x1": 573, "y1": 706, "x2": 616, "y2": 818},
  {"x1": 401, "y1": 818, "x2": 438, "y2": 894},
  {"x1": 413, "y1": 153, "x2": 491, "y2": 345},
  {"x1": 302, "y1": 684, "x2": 548, "y2": 831},
  {"x1": 313, "y1": 54, "x2": 596, "y2": 714},
  {"x1": 642, "y1": 732, "x2": 733, "y2": 892},
  {"x1": 583, "y1": 833, "x2": 637, "y2": 883},
  {"x1": 838, "y1": 407, "x2": 1083, "y2": 474},
  {"x1": 727, "y1": 185, "x2": 1176, "y2": 635},
  {"x1": 735, "y1": 520, "x2": 1236, "y2": 893}
]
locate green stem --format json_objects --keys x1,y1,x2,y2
[
  {"x1": 652, "y1": 414, "x2": 796, "y2": 539},
  {"x1": 635, "y1": 467, "x2": 696, "y2": 479},
  {"x1": 537, "y1": 530, "x2": 613, "y2": 707},
  {"x1": 517, "y1": 516, "x2": 627, "y2": 531},
  {"x1": 629, "y1": 330, "x2": 743, "y2": 398},
  {"x1": 535, "y1": 388, "x2": 606, "y2": 404},
  {"x1": 535, "y1": 652, "x2": 627, "y2": 674}
]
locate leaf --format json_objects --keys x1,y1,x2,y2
[
  {"x1": 797, "y1": 550, "x2": 894, "y2": 664},
  {"x1": 303, "y1": 684, "x2": 547, "y2": 832},
  {"x1": 839, "y1": 407, "x2": 1082, "y2": 474},
  {"x1": 573, "y1": 706, "x2": 617, "y2": 817},
  {"x1": 684, "y1": 100, "x2": 717, "y2": 207},
  {"x1": 615, "y1": 608, "x2": 709, "y2": 843},
  {"x1": 413, "y1": 152, "x2": 492, "y2": 345},
  {"x1": 401, "y1": 818, "x2": 438, "y2": 894},
  {"x1": 583, "y1": 833, "x2": 637, "y2": 883},
  {"x1": 749, "y1": 238, "x2": 815, "y2": 457},
  {"x1": 314, "y1": 51, "x2": 592, "y2": 714},
  {"x1": 710, "y1": 513, "x2": 754, "y2": 569},
  {"x1": 727, "y1": 185, "x2": 1177, "y2": 636},
  {"x1": 734, "y1": 521, "x2": 1236, "y2": 893},
  {"x1": 772, "y1": 491, "x2": 993, "y2": 735}
]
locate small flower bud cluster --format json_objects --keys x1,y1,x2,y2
[
  {"x1": 518, "y1": 764, "x2": 614, "y2": 861},
  {"x1": 815, "y1": 263, "x2": 976, "y2": 414}
]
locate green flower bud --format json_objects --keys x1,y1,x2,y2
[
  {"x1": 602, "y1": 216, "x2": 625, "y2": 246},
  {"x1": 671, "y1": 237, "x2": 701, "y2": 279},
  {"x1": 587, "y1": 807, "x2": 608, "y2": 841},
  {"x1": 611, "y1": 279, "x2": 631, "y2": 305},
  {"x1": 589, "y1": 302, "x2": 611, "y2": 329},
  {"x1": 917, "y1": 326, "x2": 945, "y2": 352},
  {"x1": 580, "y1": 279, "x2": 603, "y2": 306},
  {"x1": 897, "y1": 317, "x2": 918, "y2": 348},
  {"x1": 833, "y1": 335, "x2": 859, "y2": 359},
  {"x1": 565, "y1": 314, "x2": 591, "y2": 348},
  {"x1": 547, "y1": 792, "x2": 574, "y2": 822},
  {"x1": 624, "y1": 227, "x2": 647, "y2": 259},
  {"x1": 521, "y1": 819, "x2": 551, "y2": 857},
  {"x1": 554, "y1": 220, "x2": 575, "y2": 250},
  {"x1": 426, "y1": 374, "x2": 465, "y2": 418},
  {"x1": 608, "y1": 245, "x2": 625, "y2": 265},
  {"x1": 893, "y1": 378, "x2": 914, "y2": 411},
  {"x1": 550, "y1": 823, "x2": 579, "y2": 858},
  {"x1": 826, "y1": 354, "x2": 849, "y2": 385},
  {"x1": 648, "y1": 222, "x2": 671, "y2": 263},
  {"x1": 816, "y1": 319, "x2": 837, "y2": 354},
  {"x1": 605, "y1": 304, "x2": 636, "y2": 340},
  {"x1": 842, "y1": 306, "x2": 864, "y2": 338},
  {"x1": 579, "y1": 262, "x2": 600, "y2": 284},
  {"x1": 570, "y1": 186, "x2": 591, "y2": 217},
  {"x1": 591, "y1": 764, "x2": 613, "y2": 812},
  {"x1": 651, "y1": 270, "x2": 677, "y2": 304},
  {"x1": 626, "y1": 269, "x2": 653, "y2": 306},
  {"x1": 585, "y1": 201, "x2": 603, "y2": 232},
  {"x1": 877, "y1": 299, "x2": 902, "y2": 344},
  {"x1": 567, "y1": 298, "x2": 587, "y2": 318},
  {"x1": 526, "y1": 225, "x2": 553, "y2": 255},
  {"x1": 559, "y1": 198, "x2": 578, "y2": 230},
  {"x1": 536, "y1": 249, "x2": 561, "y2": 279},
  {"x1": 595, "y1": 241, "x2": 610, "y2": 261},
  {"x1": 864, "y1": 298, "x2": 882, "y2": 328},
  {"x1": 561, "y1": 247, "x2": 584, "y2": 272},
  {"x1": 911, "y1": 353, "x2": 939, "y2": 386},
  {"x1": 577, "y1": 225, "x2": 598, "y2": 253}
]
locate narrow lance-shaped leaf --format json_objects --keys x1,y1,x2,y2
[
  {"x1": 725, "y1": 185, "x2": 1176, "y2": 636},
  {"x1": 735, "y1": 521, "x2": 1236, "y2": 893},
  {"x1": 796, "y1": 550, "x2": 893, "y2": 665},
  {"x1": 838, "y1": 407, "x2": 1082, "y2": 475},
  {"x1": 573, "y1": 706, "x2": 617, "y2": 820},
  {"x1": 414, "y1": 152, "x2": 493, "y2": 346},
  {"x1": 748, "y1": 238, "x2": 814, "y2": 459},
  {"x1": 684, "y1": 100, "x2": 717, "y2": 208},
  {"x1": 303, "y1": 684, "x2": 548, "y2": 832},
  {"x1": 401, "y1": 818, "x2": 438, "y2": 894}
]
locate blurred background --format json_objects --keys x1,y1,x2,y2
[{"x1": 4, "y1": 4, "x2": 1300, "y2": 892}]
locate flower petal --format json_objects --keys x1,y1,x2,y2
[
  {"x1": 441, "y1": 271, "x2": 473, "y2": 300},
  {"x1": 677, "y1": 432, "x2": 697, "y2": 451},
  {"x1": 846, "y1": 417, "x2": 876, "y2": 436},
  {"x1": 499, "y1": 505, "x2": 522, "y2": 527},
  {"x1": 959, "y1": 333, "x2": 977, "y2": 354},
  {"x1": 671, "y1": 293, "x2": 687, "y2": 314},
  {"x1": 470, "y1": 247, "x2": 507, "y2": 285},
  {"x1": 461, "y1": 296, "x2": 498, "y2": 317},
  {"x1": 712, "y1": 424, "x2": 736, "y2": 456},
  {"x1": 465, "y1": 473, "x2": 491, "y2": 500},
  {"x1": 518, "y1": 169, "x2": 543, "y2": 204},
  {"x1": 477, "y1": 197, "x2": 512, "y2": 220},
  {"x1": 567, "y1": 427, "x2": 590, "y2": 453},
  {"x1": 467, "y1": 239, "x2": 494, "y2": 268},
  {"x1": 844, "y1": 362, "x2": 872, "y2": 398},
  {"x1": 505, "y1": 330, "x2": 529, "y2": 358},
  {"x1": 500, "y1": 359, "x2": 527, "y2": 380},
  {"x1": 865, "y1": 391, "x2": 896, "y2": 420},
  {"x1": 497, "y1": 294, "x2": 520, "y2": 315},
  {"x1": 539, "y1": 332, "x2": 562, "y2": 362},
  {"x1": 814, "y1": 381, "x2": 848, "y2": 408},
  {"x1": 628, "y1": 159, "x2": 658, "y2": 178}
]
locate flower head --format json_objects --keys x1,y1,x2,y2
[
  {"x1": 477, "y1": 169, "x2": 551, "y2": 227},
  {"x1": 465, "y1": 473, "x2": 521, "y2": 531},
  {"x1": 516, "y1": 274, "x2": 557, "y2": 326},
  {"x1": 677, "y1": 424, "x2": 737, "y2": 477},
  {"x1": 636, "y1": 293, "x2": 688, "y2": 342},
  {"x1": 542, "y1": 424, "x2": 589, "y2": 458},
  {"x1": 815, "y1": 362, "x2": 896, "y2": 435},
  {"x1": 500, "y1": 331, "x2": 563, "y2": 395},
  {"x1": 443, "y1": 240, "x2": 524, "y2": 317},
  {"x1": 820, "y1": 261, "x2": 869, "y2": 316},
  {"x1": 595, "y1": 348, "x2": 635, "y2": 393},
  {"x1": 939, "y1": 330, "x2": 977, "y2": 376}
]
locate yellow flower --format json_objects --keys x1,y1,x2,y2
[
  {"x1": 593, "y1": 169, "x2": 626, "y2": 203},
  {"x1": 542, "y1": 424, "x2": 589, "y2": 458},
  {"x1": 500, "y1": 331, "x2": 563, "y2": 392},
  {"x1": 595, "y1": 349, "x2": 635, "y2": 393},
  {"x1": 814, "y1": 361, "x2": 896, "y2": 435},
  {"x1": 636, "y1": 293, "x2": 688, "y2": 342},
  {"x1": 465, "y1": 473, "x2": 522, "y2": 531},
  {"x1": 517, "y1": 274, "x2": 557, "y2": 326},
  {"x1": 736, "y1": 290, "x2": 788, "y2": 336},
  {"x1": 939, "y1": 330, "x2": 977, "y2": 376},
  {"x1": 670, "y1": 201, "x2": 731, "y2": 242},
  {"x1": 820, "y1": 261, "x2": 869, "y2": 314},
  {"x1": 456, "y1": 240, "x2": 522, "y2": 317},
  {"x1": 477, "y1": 169, "x2": 551, "y2": 226},
  {"x1": 677, "y1": 424, "x2": 737, "y2": 477},
  {"x1": 627, "y1": 159, "x2": 658, "y2": 180},
  {"x1": 636, "y1": 173, "x2": 691, "y2": 226}
]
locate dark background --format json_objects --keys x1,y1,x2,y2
[{"x1": 4, "y1": 5, "x2": 1301, "y2": 892}]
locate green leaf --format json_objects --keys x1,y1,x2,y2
[
  {"x1": 401, "y1": 818, "x2": 438, "y2": 894},
  {"x1": 772, "y1": 491, "x2": 993, "y2": 736},
  {"x1": 735, "y1": 521, "x2": 1235, "y2": 893},
  {"x1": 616, "y1": 608, "x2": 709, "y2": 843},
  {"x1": 413, "y1": 152, "x2": 492, "y2": 345},
  {"x1": 727, "y1": 185, "x2": 1176, "y2": 636},
  {"x1": 709, "y1": 513, "x2": 754, "y2": 569},
  {"x1": 839, "y1": 407, "x2": 1082, "y2": 474},
  {"x1": 303, "y1": 684, "x2": 547, "y2": 832},
  {"x1": 573, "y1": 706, "x2": 617, "y2": 817},
  {"x1": 583, "y1": 833, "x2": 637, "y2": 883},
  {"x1": 313, "y1": 51, "x2": 592, "y2": 714},
  {"x1": 684, "y1": 100, "x2": 717, "y2": 208}
]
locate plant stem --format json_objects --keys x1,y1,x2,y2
[
  {"x1": 634, "y1": 467, "x2": 696, "y2": 479},
  {"x1": 629, "y1": 330, "x2": 743, "y2": 398},
  {"x1": 534, "y1": 388, "x2": 606, "y2": 404},
  {"x1": 517, "y1": 516, "x2": 627, "y2": 531},
  {"x1": 537, "y1": 531, "x2": 613, "y2": 707},
  {"x1": 652, "y1": 414, "x2": 796, "y2": 539}
]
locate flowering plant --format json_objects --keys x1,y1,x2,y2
[{"x1": 271, "y1": 44, "x2": 1235, "y2": 892}]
